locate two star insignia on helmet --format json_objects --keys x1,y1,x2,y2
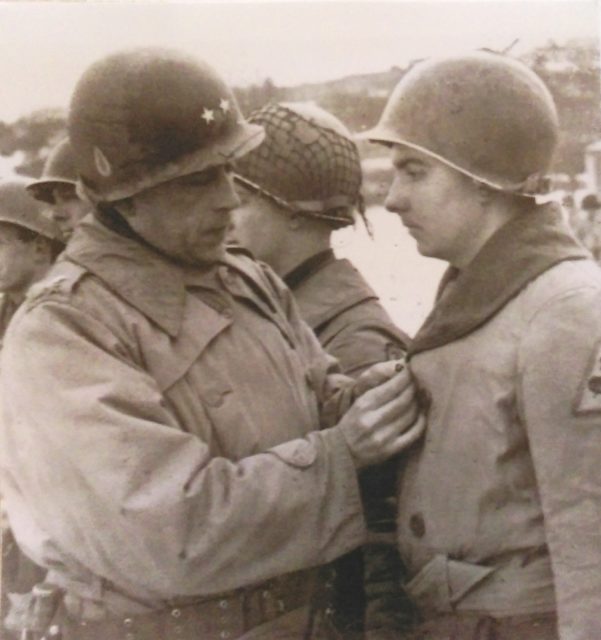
[
  {"x1": 202, "y1": 109, "x2": 215, "y2": 124},
  {"x1": 202, "y1": 98, "x2": 231, "y2": 126},
  {"x1": 574, "y1": 339, "x2": 601, "y2": 415}
]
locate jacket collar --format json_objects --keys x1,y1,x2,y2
[
  {"x1": 285, "y1": 251, "x2": 377, "y2": 330},
  {"x1": 284, "y1": 249, "x2": 335, "y2": 290},
  {"x1": 409, "y1": 203, "x2": 589, "y2": 356},
  {"x1": 65, "y1": 217, "x2": 226, "y2": 337}
]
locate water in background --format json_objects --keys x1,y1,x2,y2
[{"x1": 332, "y1": 206, "x2": 446, "y2": 337}]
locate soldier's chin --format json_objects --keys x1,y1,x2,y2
[{"x1": 190, "y1": 243, "x2": 227, "y2": 267}]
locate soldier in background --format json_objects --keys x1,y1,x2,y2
[
  {"x1": 364, "y1": 51, "x2": 601, "y2": 639},
  {"x1": 0, "y1": 178, "x2": 63, "y2": 638},
  {"x1": 0, "y1": 179, "x2": 63, "y2": 340},
  {"x1": 27, "y1": 138, "x2": 92, "y2": 242},
  {"x1": 579, "y1": 193, "x2": 601, "y2": 262},
  {"x1": 232, "y1": 102, "x2": 411, "y2": 638},
  {"x1": 0, "y1": 48, "x2": 424, "y2": 640}
]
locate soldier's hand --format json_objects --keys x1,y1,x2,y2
[
  {"x1": 353, "y1": 359, "x2": 406, "y2": 400},
  {"x1": 338, "y1": 368, "x2": 425, "y2": 469}
]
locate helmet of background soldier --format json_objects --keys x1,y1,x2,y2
[
  {"x1": 234, "y1": 102, "x2": 363, "y2": 228},
  {"x1": 360, "y1": 51, "x2": 559, "y2": 196},
  {"x1": 0, "y1": 179, "x2": 63, "y2": 241},
  {"x1": 68, "y1": 47, "x2": 265, "y2": 203},
  {"x1": 581, "y1": 193, "x2": 601, "y2": 211},
  {"x1": 27, "y1": 138, "x2": 78, "y2": 205}
]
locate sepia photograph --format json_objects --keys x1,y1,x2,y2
[{"x1": 0, "y1": 1, "x2": 600, "y2": 638}]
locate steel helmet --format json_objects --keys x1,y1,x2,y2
[
  {"x1": 27, "y1": 138, "x2": 78, "y2": 205},
  {"x1": 0, "y1": 179, "x2": 63, "y2": 241},
  {"x1": 361, "y1": 51, "x2": 559, "y2": 195},
  {"x1": 581, "y1": 193, "x2": 601, "y2": 210},
  {"x1": 234, "y1": 102, "x2": 363, "y2": 227},
  {"x1": 68, "y1": 47, "x2": 265, "y2": 203}
]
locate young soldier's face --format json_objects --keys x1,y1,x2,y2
[
  {"x1": 123, "y1": 164, "x2": 240, "y2": 267},
  {"x1": 230, "y1": 188, "x2": 290, "y2": 264},
  {"x1": 0, "y1": 223, "x2": 41, "y2": 294},
  {"x1": 50, "y1": 185, "x2": 91, "y2": 241},
  {"x1": 385, "y1": 146, "x2": 484, "y2": 267}
]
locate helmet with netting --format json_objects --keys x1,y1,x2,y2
[
  {"x1": 360, "y1": 51, "x2": 559, "y2": 196},
  {"x1": 234, "y1": 103, "x2": 363, "y2": 227}
]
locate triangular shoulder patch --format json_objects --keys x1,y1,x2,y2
[{"x1": 574, "y1": 339, "x2": 601, "y2": 415}]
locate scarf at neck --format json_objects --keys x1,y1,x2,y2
[{"x1": 409, "y1": 203, "x2": 589, "y2": 357}]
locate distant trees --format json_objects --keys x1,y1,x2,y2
[
  {"x1": 235, "y1": 78, "x2": 283, "y2": 115},
  {"x1": 0, "y1": 109, "x2": 66, "y2": 178},
  {"x1": 523, "y1": 40, "x2": 601, "y2": 174}
]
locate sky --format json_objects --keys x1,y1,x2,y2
[{"x1": 0, "y1": 0, "x2": 598, "y2": 123}]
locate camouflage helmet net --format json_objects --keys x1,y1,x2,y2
[{"x1": 234, "y1": 103, "x2": 364, "y2": 228}]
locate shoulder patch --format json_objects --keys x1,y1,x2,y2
[
  {"x1": 574, "y1": 339, "x2": 601, "y2": 415},
  {"x1": 26, "y1": 276, "x2": 71, "y2": 306},
  {"x1": 24, "y1": 262, "x2": 87, "y2": 308}
]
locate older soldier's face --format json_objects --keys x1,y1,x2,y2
[
  {"x1": 229, "y1": 187, "x2": 290, "y2": 263},
  {"x1": 123, "y1": 164, "x2": 240, "y2": 266}
]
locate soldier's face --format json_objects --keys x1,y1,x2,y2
[
  {"x1": 229, "y1": 188, "x2": 290, "y2": 264},
  {"x1": 123, "y1": 164, "x2": 240, "y2": 266},
  {"x1": 385, "y1": 146, "x2": 484, "y2": 268},
  {"x1": 50, "y1": 185, "x2": 91, "y2": 241},
  {"x1": 0, "y1": 223, "x2": 42, "y2": 295}
]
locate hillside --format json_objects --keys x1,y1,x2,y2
[{"x1": 1, "y1": 40, "x2": 599, "y2": 179}]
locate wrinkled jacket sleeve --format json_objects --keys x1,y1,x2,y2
[
  {"x1": 518, "y1": 287, "x2": 601, "y2": 640},
  {"x1": 0, "y1": 297, "x2": 366, "y2": 601}
]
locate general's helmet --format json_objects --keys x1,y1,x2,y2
[
  {"x1": 234, "y1": 102, "x2": 363, "y2": 227},
  {"x1": 0, "y1": 179, "x2": 63, "y2": 241},
  {"x1": 68, "y1": 47, "x2": 265, "y2": 203},
  {"x1": 361, "y1": 52, "x2": 559, "y2": 195},
  {"x1": 27, "y1": 138, "x2": 78, "y2": 205}
]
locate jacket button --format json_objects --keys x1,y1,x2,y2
[
  {"x1": 219, "y1": 599, "x2": 229, "y2": 610},
  {"x1": 171, "y1": 608, "x2": 182, "y2": 618},
  {"x1": 409, "y1": 513, "x2": 426, "y2": 538}
]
